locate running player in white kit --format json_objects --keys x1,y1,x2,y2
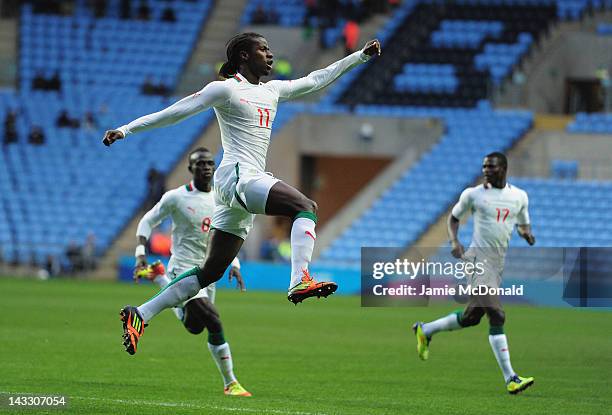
[
  {"x1": 102, "y1": 33, "x2": 382, "y2": 355},
  {"x1": 412, "y1": 152, "x2": 537, "y2": 395},
  {"x1": 133, "y1": 148, "x2": 250, "y2": 396}
]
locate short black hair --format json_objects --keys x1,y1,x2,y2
[
  {"x1": 218, "y1": 32, "x2": 265, "y2": 78},
  {"x1": 485, "y1": 151, "x2": 508, "y2": 170},
  {"x1": 188, "y1": 147, "x2": 212, "y2": 161}
]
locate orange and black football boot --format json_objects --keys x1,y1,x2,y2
[
  {"x1": 287, "y1": 269, "x2": 338, "y2": 304},
  {"x1": 119, "y1": 306, "x2": 145, "y2": 355}
]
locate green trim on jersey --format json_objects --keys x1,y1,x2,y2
[
  {"x1": 295, "y1": 211, "x2": 317, "y2": 223},
  {"x1": 234, "y1": 163, "x2": 249, "y2": 211}
]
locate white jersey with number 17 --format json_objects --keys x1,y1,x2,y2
[{"x1": 451, "y1": 183, "x2": 530, "y2": 253}]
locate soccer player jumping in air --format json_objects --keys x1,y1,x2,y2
[
  {"x1": 133, "y1": 147, "x2": 250, "y2": 396},
  {"x1": 103, "y1": 33, "x2": 381, "y2": 354},
  {"x1": 413, "y1": 152, "x2": 536, "y2": 395}
]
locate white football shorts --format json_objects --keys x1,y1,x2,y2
[{"x1": 212, "y1": 162, "x2": 280, "y2": 240}]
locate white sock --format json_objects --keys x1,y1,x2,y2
[
  {"x1": 137, "y1": 274, "x2": 200, "y2": 322},
  {"x1": 153, "y1": 275, "x2": 185, "y2": 321},
  {"x1": 489, "y1": 334, "x2": 515, "y2": 383},
  {"x1": 289, "y1": 217, "x2": 316, "y2": 289},
  {"x1": 208, "y1": 342, "x2": 237, "y2": 387},
  {"x1": 422, "y1": 312, "x2": 462, "y2": 337}
]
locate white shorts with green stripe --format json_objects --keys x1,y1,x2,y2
[{"x1": 212, "y1": 162, "x2": 280, "y2": 240}]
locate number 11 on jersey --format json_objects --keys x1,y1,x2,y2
[{"x1": 257, "y1": 108, "x2": 270, "y2": 127}]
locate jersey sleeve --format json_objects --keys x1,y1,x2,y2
[
  {"x1": 136, "y1": 192, "x2": 175, "y2": 239},
  {"x1": 451, "y1": 188, "x2": 474, "y2": 219},
  {"x1": 516, "y1": 191, "x2": 530, "y2": 225},
  {"x1": 117, "y1": 81, "x2": 231, "y2": 136},
  {"x1": 267, "y1": 51, "x2": 369, "y2": 102}
]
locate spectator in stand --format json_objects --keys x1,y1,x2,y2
[
  {"x1": 83, "y1": 233, "x2": 97, "y2": 271},
  {"x1": 38, "y1": 254, "x2": 61, "y2": 280},
  {"x1": 252, "y1": 4, "x2": 268, "y2": 24},
  {"x1": 304, "y1": 0, "x2": 318, "y2": 25},
  {"x1": 3, "y1": 110, "x2": 18, "y2": 145},
  {"x1": 161, "y1": 5, "x2": 176, "y2": 22},
  {"x1": 91, "y1": 0, "x2": 107, "y2": 18},
  {"x1": 141, "y1": 75, "x2": 157, "y2": 95},
  {"x1": 155, "y1": 79, "x2": 170, "y2": 96},
  {"x1": 343, "y1": 20, "x2": 360, "y2": 56},
  {"x1": 32, "y1": 70, "x2": 61, "y2": 91},
  {"x1": 0, "y1": 0, "x2": 20, "y2": 18},
  {"x1": 388, "y1": 0, "x2": 400, "y2": 9},
  {"x1": 32, "y1": 70, "x2": 46, "y2": 90},
  {"x1": 65, "y1": 241, "x2": 84, "y2": 274},
  {"x1": 137, "y1": 0, "x2": 151, "y2": 20},
  {"x1": 145, "y1": 167, "x2": 166, "y2": 211},
  {"x1": 49, "y1": 71, "x2": 61, "y2": 90},
  {"x1": 33, "y1": 0, "x2": 61, "y2": 14},
  {"x1": 28, "y1": 125, "x2": 45, "y2": 145},
  {"x1": 83, "y1": 111, "x2": 98, "y2": 131},
  {"x1": 56, "y1": 110, "x2": 73, "y2": 128},
  {"x1": 120, "y1": 0, "x2": 130, "y2": 19},
  {"x1": 268, "y1": 7, "x2": 279, "y2": 24}
]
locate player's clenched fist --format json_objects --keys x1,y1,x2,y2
[
  {"x1": 362, "y1": 39, "x2": 382, "y2": 57},
  {"x1": 102, "y1": 129, "x2": 125, "y2": 146}
]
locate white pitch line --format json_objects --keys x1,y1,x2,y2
[{"x1": 1, "y1": 391, "x2": 330, "y2": 415}]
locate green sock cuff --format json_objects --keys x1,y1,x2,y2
[
  {"x1": 489, "y1": 325, "x2": 504, "y2": 335},
  {"x1": 294, "y1": 211, "x2": 317, "y2": 223},
  {"x1": 208, "y1": 331, "x2": 226, "y2": 346},
  {"x1": 453, "y1": 310, "x2": 464, "y2": 327}
]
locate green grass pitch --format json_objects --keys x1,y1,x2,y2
[{"x1": 0, "y1": 277, "x2": 610, "y2": 415}]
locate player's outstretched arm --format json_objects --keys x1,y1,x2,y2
[
  {"x1": 102, "y1": 81, "x2": 230, "y2": 147},
  {"x1": 272, "y1": 39, "x2": 381, "y2": 101},
  {"x1": 517, "y1": 224, "x2": 536, "y2": 245}
]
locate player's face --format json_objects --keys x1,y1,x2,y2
[
  {"x1": 482, "y1": 157, "x2": 506, "y2": 185},
  {"x1": 189, "y1": 152, "x2": 215, "y2": 182},
  {"x1": 247, "y1": 37, "x2": 274, "y2": 77}
]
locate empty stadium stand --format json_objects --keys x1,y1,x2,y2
[
  {"x1": 338, "y1": 0, "x2": 557, "y2": 107},
  {"x1": 567, "y1": 112, "x2": 612, "y2": 133},
  {"x1": 0, "y1": 1, "x2": 214, "y2": 266}
]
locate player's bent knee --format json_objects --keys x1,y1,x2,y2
[
  {"x1": 184, "y1": 322, "x2": 205, "y2": 335},
  {"x1": 183, "y1": 302, "x2": 206, "y2": 335},
  {"x1": 294, "y1": 197, "x2": 316, "y2": 215}
]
